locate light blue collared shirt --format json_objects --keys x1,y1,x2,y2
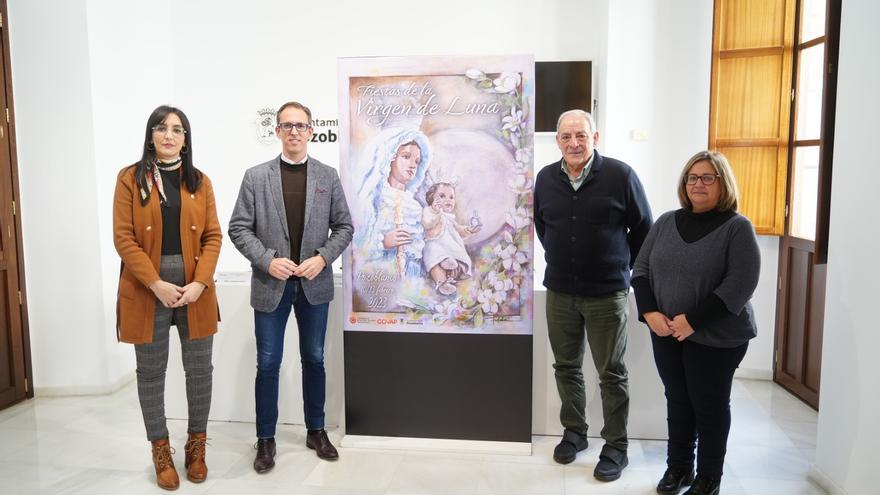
[{"x1": 562, "y1": 153, "x2": 594, "y2": 191}]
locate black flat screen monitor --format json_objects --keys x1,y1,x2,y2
[{"x1": 535, "y1": 61, "x2": 592, "y2": 132}]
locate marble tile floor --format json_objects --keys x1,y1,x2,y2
[{"x1": 0, "y1": 378, "x2": 825, "y2": 494}]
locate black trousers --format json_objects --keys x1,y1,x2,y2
[{"x1": 650, "y1": 333, "x2": 748, "y2": 478}]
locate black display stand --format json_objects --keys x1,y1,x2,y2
[{"x1": 344, "y1": 331, "x2": 532, "y2": 443}]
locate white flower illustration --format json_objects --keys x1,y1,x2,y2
[
  {"x1": 508, "y1": 173, "x2": 532, "y2": 193},
  {"x1": 432, "y1": 299, "x2": 460, "y2": 321},
  {"x1": 507, "y1": 251, "x2": 528, "y2": 273},
  {"x1": 487, "y1": 270, "x2": 514, "y2": 293},
  {"x1": 505, "y1": 207, "x2": 532, "y2": 230},
  {"x1": 466, "y1": 68, "x2": 486, "y2": 80},
  {"x1": 492, "y1": 72, "x2": 520, "y2": 94},
  {"x1": 502, "y1": 107, "x2": 524, "y2": 134},
  {"x1": 492, "y1": 242, "x2": 526, "y2": 273},
  {"x1": 493, "y1": 242, "x2": 515, "y2": 259},
  {"x1": 478, "y1": 288, "x2": 506, "y2": 314}
]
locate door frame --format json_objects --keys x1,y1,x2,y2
[{"x1": 1, "y1": 0, "x2": 34, "y2": 401}]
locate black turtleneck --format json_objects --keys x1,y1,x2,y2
[
  {"x1": 632, "y1": 208, "x2": 737, "y2": 329},
  {"x1": 160, "y1": 168, "x2": 182, "y2": 255},
  {"x1": 673, "y1": 207, "x2": 737, "y2": 243}
]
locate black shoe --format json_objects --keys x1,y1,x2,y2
[
  {"x1": 306, "y1": 429, "x2": 339, "y2": 460},
  {"x1": 657, "y1": 466, "x2": 695, "y2": 494},
  {"x1": 553, "y1": 429, "x2": 588, "y2": 464},
  {"x1": 253, "y1": 437, "x2": 276, "y2": 474},
  {"x1": 593, "y1": 444, "x2": 628, "y2": 481},
  {"x1": 683, "y1": 475, "x2": 720, "y2": 495}
]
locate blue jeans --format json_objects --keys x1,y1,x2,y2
[{"x1": 254, "y1": 278, "x2": 329, "y2": 437}]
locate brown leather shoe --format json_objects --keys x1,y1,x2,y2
[
  {"x1": 184, "y1": 432, "x2": 208, "y2": 483},
  {"x1": 306, "y1": 429, "x2": 339, "y2": 460},
  {"x1": 150, "y1": 438, "x2": 180, "y2": 491},
  {"x1": 253, "y1": 438, "x2": 276, "y2": 473}
]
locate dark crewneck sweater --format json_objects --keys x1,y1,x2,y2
[
  {"x1": 534, "y1": 152, "x2": 652, "y2": 296},
  {"x1": 280, "y1": 158, "x2": 307, "y2": 264}
]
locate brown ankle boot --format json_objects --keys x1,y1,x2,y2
[
  {"x1": 150, "y1": 438, "x2": 179, "y2": 491},
  {"x1": 184, "y1": 432, "x2": 208, "y2": 483}
]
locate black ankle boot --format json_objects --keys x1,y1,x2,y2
[
  {"x1": 683, "y1": 475, "x2": 720, "y2": 495},
  {"x1": 656, "y1": 466, "x2": 695, "y2": 494}
]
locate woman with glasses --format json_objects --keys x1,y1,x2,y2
[
  {"x1": 113, "y1": 105, "x2": 222, "y2": 490},
  {"x1": 631, "y1": 150, "x2": 760, "y2": 495}
]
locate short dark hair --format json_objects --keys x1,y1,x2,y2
[
  {"x1": 276, "y1": 101, "x2": 312, "y2": 125},
  {"x1": 425, "y1": 182, "x2": 454, "y2": 206}
]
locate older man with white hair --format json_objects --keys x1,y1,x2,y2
[{"x1": 533, "y1": 109, "x2": 652, "y2": 481}]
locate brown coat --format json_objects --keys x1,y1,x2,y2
[{"x1": 113, "y1": 165, "x2": 222, "y2": 344}]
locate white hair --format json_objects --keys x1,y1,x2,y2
[{"x1": 556, "y1": 109, "x2": 596, "y2": 134}]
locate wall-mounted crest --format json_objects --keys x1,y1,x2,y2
[{"x1": 254, "y1": 107, "x2": 277, "y2": 145}]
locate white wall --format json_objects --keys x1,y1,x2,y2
[
  {"x1": 812, "y1": 1, "x2": 880, "y2": 493},
  {"x1": 604, "y1": 0, "x2": 657, "y2": 197},
  {"x1": 85, "y1": 0, "x2": 176, "y2": 391},
  {"x1": 7, "y1": 0, "x2": 776, "y2": 397},
  {"x1": 597, "y1": 0, "x2": 775, "y2": 376},
  {"x1": 6, "y1": 0, "x2": 118, "y2": 393}
]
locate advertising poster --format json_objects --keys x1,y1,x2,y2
[{"x1": 339, "y1": 55, "x2": 535, "y2": 336}]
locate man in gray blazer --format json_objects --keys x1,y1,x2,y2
[{"x1": 228, "y1": 101, "x2": 353, "y2": 473}]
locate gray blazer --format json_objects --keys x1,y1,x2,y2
[{"x1": 228, "y1": 155, "x2": 353, "y2": 311}]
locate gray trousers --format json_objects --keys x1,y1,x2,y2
[
  {"x1": 547, "y1": 288, "x2": 630, "y2": 450},
  {"x1": 135, "y1": 254, "x2": 214, "y2": 441}
]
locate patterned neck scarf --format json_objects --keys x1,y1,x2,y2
[{"x1": 141, "y1": 158, "x2": 182, "y2": 205}]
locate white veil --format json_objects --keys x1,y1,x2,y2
[{"x1": 353, "y1": 127, "x2": 433, "y2": 229}]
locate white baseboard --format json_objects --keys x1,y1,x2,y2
[
  {"x1": 734, "y1": 368, "x2": 773, "y2": 380},
  {"x1": 341, "y1": 434, "x2": 532, "y2": 455},
  {"x1": 33, "y1": 370, "x2": 135, "y2": 397},
  {"x1": 809, "y1": 464, "x2": 849, "y2": 495}
]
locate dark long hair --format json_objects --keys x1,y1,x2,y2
[{"x1": 135, "y1": 105, "x2": 202, "y2": 205}]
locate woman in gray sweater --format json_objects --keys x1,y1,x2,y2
[{"x1": 632, "y1": 151, "x2": 760, "y2": 495}]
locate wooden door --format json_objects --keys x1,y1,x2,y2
[
  {"x1": 775, "y1": 239, "x2": 825, "y2": 407},
  {"x1": 0, "y1": 3, "x2": 31, "y2": 410},
  {"x1": 773, "y1": 0, "x2": 840, "y2": 409}
]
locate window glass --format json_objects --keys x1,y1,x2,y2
[{"x1": 790, "y1": 146, "x2": 820, "y2": 240}]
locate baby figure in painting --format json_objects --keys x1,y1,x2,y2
[{"x1": 422, "y1": 182, "x2": 481, "y2": 296}]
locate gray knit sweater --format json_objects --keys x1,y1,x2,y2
[{"x1": 632, "y1": 210, "x2": 760, "y2": 348}]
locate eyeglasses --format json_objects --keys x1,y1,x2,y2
[
  {"x1": 278, "y1": 122, "x2": 311, "y2": 133},
  {"x1": 685, "y1": 174, "x2": 720, "y2": 185},
  {"x1": 152, "y1": 124, "x2": 186, "y2": 136}
]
